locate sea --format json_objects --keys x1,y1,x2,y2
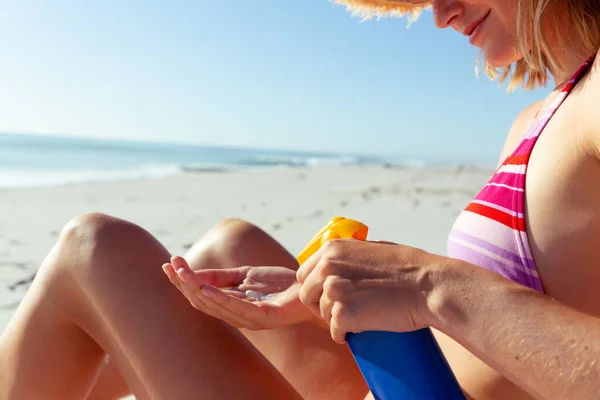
[{"x1": 0, "y1": 133, "x2": 401, "y2": 189}]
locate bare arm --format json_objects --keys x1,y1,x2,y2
[{"x1": 430, "y1": 260, "x2": 600, "y2": 400}]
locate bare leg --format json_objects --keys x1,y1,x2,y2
[
  {"x1": 0, "y1": 213, "x2": 300, "y2": 400},
  {"x1": 88, "y1": 218, "x2": 369, "y2": 400},
  {"x1": 184, "y1": 219, "x2": 369, "y2": 399},
  {"x1": 85, "y1": 357, "x2": 130, "y2": 400}
]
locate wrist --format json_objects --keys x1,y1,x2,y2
[{"x1": 420, "y1": 257, "x2": 475, "y2": 334}]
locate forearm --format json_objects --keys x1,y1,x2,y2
[{"x1": 428, "y1": 260, "x2": 600, "y2": 400}]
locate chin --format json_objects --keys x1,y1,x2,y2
[{"x1": 480, "y1": 46, "x2": 521, "y2": 69}]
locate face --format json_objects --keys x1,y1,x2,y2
[{"x1": 427, "y1": 0, "x2": 522, "y2": 67}]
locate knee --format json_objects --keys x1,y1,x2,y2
[
  {"x1": 203, "y1": 218, "x2": 271, "y2": 254},
  {"x1": 57, "y1": 213, "x2": 168, "y2": 278},
  {"x1": 185, "y1": 218, "x2": 296, "y2": 270},
  {"x1": 61, "y1": 212, "x2": 146, "y2": 256}
]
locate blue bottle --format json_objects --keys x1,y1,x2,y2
[
  {"x1": 347, "y1": 329, "x2": 466, "y2": 400},
  {"x1": 297, "y1": 218, "x2": 465, "y2": 400}
]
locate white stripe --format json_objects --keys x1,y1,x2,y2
[
  {"x1": 471, "y1": 199, "x2": 524, "y2": 218},
  {"x1": 485, "y1": 183, "x2": 524, "y2": 192},
  {"x1": 448, "y1": 236, "x2": 530, "y2": 274},
  {"x1": 497, "y1": 164, "x2": 527, "y2": 174},
  {"x1": 451, "y1": 212, "x2": 518, "y2": 246}
]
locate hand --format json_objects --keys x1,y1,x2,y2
[
  {"x1": 297, "y1": 239, "x2": 443, "y2": 343},
  {"x1": 162, "y1": 256, "x2": 319, "y2": 330}
]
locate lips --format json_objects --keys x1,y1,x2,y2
[{"x1": 464, "y1": 10, "x2": 490, "y2": 37}]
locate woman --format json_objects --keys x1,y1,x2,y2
[{"x1": 2, "y1": 0, "x2": 600, "y2": 399}]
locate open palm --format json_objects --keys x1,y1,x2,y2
[{"x1": 163, "y1": 257, "x2": 317, "y2": 330}]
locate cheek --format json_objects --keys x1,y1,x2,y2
[{"x1": 481, "y1": 16, "x2": 521, "y2": 67}]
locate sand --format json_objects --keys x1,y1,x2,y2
[{"x1": 0, "y1": 164, "x2": 491, "y2": 341}]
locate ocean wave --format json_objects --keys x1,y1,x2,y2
[
  {"x1": 232, "y1": 154, "x2": 366, "y2": 168},
  {"x1": 0, "y1": 164, "x2": 183, "y2": 189},
  {"x1": 0, "y1": 155, "x2": 414, "y2": 189}
]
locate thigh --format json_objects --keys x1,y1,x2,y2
[
  {"x1": 1, "y1": 214, "x2": 301, "y2": 400},
  {"x1": 184, "y1": 219, "x2": 369, "y2": 400}
]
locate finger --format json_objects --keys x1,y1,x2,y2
[
  {"x1": 330, "y1": 303, "x2": 348, "y2": 344},
  {"x1": 298, "y1": 267, "x2": 324, "y2": 318},
  {"x1": 203, "y1": 285, "x2": 281, "y2": 322},
  {"x1": 162, "y1": 263, "x2": 181, "y2": 290},
  {"x1": 171, "y1": 255, "x2": 191, "y2": 271},
  {"x1": 163, "y1": 263, "x2": 192, "y2": 302},
  {"x1": 175, "y1": 267, "x2": 214, "y2": 310},
  {"x1": 296, "y1": 250, "x2": 321, "y2": 284},
  {"x1": 222, "y1": 289, "x2": 254, "y2": 300},
  {"x1": 200, "y1": 285, "x2": 269, "y2": 329},
  {"x1": 176, "y1": 265, "x2": 205, "y2": 290},
  {"x1": 236, "y1": 281, "x2": 269, "y2": 293},
  {"x1": 319, "y1": 294, "x2": 334, "y2": 325},
  {"x1": 174, "y1": 273, "x2": 252, "y2": 329},
  {"x1": 194, "y1": 267, "x2": 249, "y2": 288}
]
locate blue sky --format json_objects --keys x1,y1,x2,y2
[{"x1": 0, "y1": 0, "x2": 549, "y2": 164}]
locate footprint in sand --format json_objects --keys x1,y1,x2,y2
[
  {"x1": 1, "y1": 301, "x2": 22, "y2": 310},
  {"x1": 8, "y1": 273, "x2": 36, "y2": 291},
  {"x1": 368, "y1": 186, "x2": 382, "y2": 195},
  {"x1": 0, "y1": 262, "x2": 27, "y2": 269}
]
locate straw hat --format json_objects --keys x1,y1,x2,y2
[{"x1": 331, "y1": 0, "x2": 430, "y2": 21}]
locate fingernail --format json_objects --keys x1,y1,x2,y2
[{"x1": 177, "y1": 269, "x2": 190, "y2": 284}]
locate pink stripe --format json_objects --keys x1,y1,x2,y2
[
  {"x1": 485, "y1": 183, "x2": 523, "y2": 192},
  {"x1": 475, "y1": 185, "x2": 517, "y2": 210},
  {"x1": 489, "y1": 172, "x2": 521, "y2": 187},
  {"x1": 511, "y1": 137, "x2": 537, "y2": 155},
  {"x1": 447, "y1": 55, "x2": 593, "y2": 297}
]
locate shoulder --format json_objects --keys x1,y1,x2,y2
[
  {"x1": 509, "y1": 100, "x2": 544, "y2": 132},
  {"x1": 495, "y1": 99, "x2": 545, "y2": 167},
  {"x1": 579, "y1": 49, "x2": 600, "y2": 158}
]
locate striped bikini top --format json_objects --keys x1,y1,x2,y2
[{"x1": 447, "y1": 56, "x2": 595, "y2": 293}]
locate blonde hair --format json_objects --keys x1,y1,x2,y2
[{"x1": 332, "y1": 0, "x2": 600, "y2": 90}]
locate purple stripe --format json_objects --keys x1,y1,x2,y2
[
  {"x1": 447, "y1": 240, "x2": 534, "y2": 289},
  {"x1": 515, "y1": 234, "x2": 545, "y2": 293},
  {"x1": 449, "y1": 230, "x2": 530, "y2": 266},
  {"x1": 474, "y1": 185, "x2": 516, "y2": 210}
]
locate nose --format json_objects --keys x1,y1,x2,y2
[{"x1": 431, "y1": 0, "x2": 464, "y2": 29}]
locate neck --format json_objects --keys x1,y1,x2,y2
[
  {"x1": 546, "y1": 24, "x2": 598, "y2": 88},
  {"x1": 549, "y1": 51, "x2": 592, "y2": 89}
]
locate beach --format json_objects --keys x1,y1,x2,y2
[{"x1": 0, "y1": 164, "x2": 492, "y2": 333}]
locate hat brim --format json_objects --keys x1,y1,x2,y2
[{"x1": 331, "y1": 0, "x2": 430, "y2": 19}]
